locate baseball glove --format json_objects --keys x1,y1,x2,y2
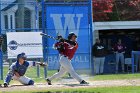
[{"x1": 36, "y1": 62, "x2": 47, "y2": 67}]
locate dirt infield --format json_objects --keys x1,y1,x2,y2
[{"x1": 1, "y1": 78, "x2": 140, "y2": 92}]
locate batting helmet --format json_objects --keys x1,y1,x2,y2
[
  {"x1": 68, "y1": 32, "x2": 77, "y2": 40},
  {"x1": 17, "y1": 52, "x2": 27, "y2": 60}
]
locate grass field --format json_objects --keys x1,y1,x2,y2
[
  {"x1": 0, "y1": 67, "x2": 140, "y2": 93},
  {"x1": 1, "y1": 66, "x2": 140, "y2": 83}
]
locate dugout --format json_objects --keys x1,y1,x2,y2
[{"x1": 93, "y1": 21, "x2": 140, "y2": 73}]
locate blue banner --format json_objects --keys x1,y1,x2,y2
[{"x1": 46, "y1": 6, "x2": 90, "y2": 69}]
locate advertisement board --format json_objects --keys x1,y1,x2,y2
[{"x1": 7, "y1": 32, "x2": 43, "y2": 59}]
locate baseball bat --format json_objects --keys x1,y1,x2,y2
[
  {"x1": 40, "y1": 33, "x2": 76, "y2": 45},
  {"x1": 40, "y1": 33, "x2": 58, "y2": 40}
]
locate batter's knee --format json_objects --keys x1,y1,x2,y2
[{"x1": 28, "y1": 80, "x2": 34, "y2": 85}]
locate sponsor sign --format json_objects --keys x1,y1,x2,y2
[{"x1": 7, "y1": 32, "x2": 43, "y2": 59}]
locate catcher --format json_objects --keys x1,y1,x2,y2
[{"x1": 3, "y1": 52, "x2": 46, "y2": 87}]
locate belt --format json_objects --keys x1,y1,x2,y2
[
  {"x1": 63, "y1": 55, "x2": 68, "y2": 58},
  {"x1": 61, "y1": 55, "x2": 70, "y2": 60}
]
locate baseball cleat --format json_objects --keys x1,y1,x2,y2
[
  {"x1": 80, "y1": 80, "x2": 89, "y2": 84},
  {"x1": 3, "y1": 83, "x2": 8, "y2": 87},
  {"x1": 0, "y1": 84, "x2": 2, "y2": 87},
  {"x1": 46, "y1": 78, "x2": 52, "y2": 85}
]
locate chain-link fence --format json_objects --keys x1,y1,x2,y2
[
  {"x1": 0, "y1": 0, "x2": 93, "y2": 79},
  {"x1": 0, "y1": 1, "x2": 43, "y2": 79},
  {"x1": 0, "y1": 0, "x2": 42, "y2": 53},
  {"x1": 39, "y1": 0, "x2": 94, "y2": 80}
]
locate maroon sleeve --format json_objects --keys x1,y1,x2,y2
[{"x1": 55, "y1": 42, "x2": 63, "y2": 48}]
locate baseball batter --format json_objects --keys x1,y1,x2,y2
[
  {"x1": 46, "y1": 32, "x2": 89, "y2": 85},
  {"x1": 3, "y1": 52, "x2": 46, "y2": 87}
]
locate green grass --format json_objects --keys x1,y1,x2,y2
[
  {"x1": 34, "y1": 86, "x2": 140, "y2": 93},
  {"x1": 1, "y1": 86, "x2": 140, "y2": 93},
  {"x1": 90, "y1": 73, "x2": 140, "y2": 81},
  {"x1": 1, "y1": 67, "x2": 140, "y2": 93},
  {"x1": 1, "y1": 66, "x2": 140, "y2": 84},
  {"x1": 0, "y1": 67, "x2": 57, "y2": 84}
]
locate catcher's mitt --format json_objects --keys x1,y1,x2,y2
[{"x1": 36, "y1": 62, "x2": 47, "y2": 67}]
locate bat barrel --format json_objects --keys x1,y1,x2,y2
[{"x1": 40, "y1": 33, "x2": 57, "y2": 40}]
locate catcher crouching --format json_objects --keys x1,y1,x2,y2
[{"x1": 3, "y1": 52, "x2": 46, "y2": 87}]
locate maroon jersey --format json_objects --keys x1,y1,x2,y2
[
  {"x1": 113, "y1": 43, "x2": 126, "y2": 53},
  {"x1": 54, "y1": 42, "x2": 65, "y2": 54},
  {"x1": 55, "y1": 41, "x2": 78, "y2": 60}
]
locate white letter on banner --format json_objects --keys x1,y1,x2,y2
[
  {"x1": 50, "y1": 14, "x2": 83, "y2": 37},
  {"x1": 50, "y1": 14, "x2": 65, "y2": 36}
]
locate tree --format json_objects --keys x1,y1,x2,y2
[
  {"x1": 92, "y1": 0, "x2": 140, "y2": 21},
  {"x1": 114, "y1": 0, "x2": 140, "y2": 20},
  {"x1": 92, "y1": 0, "x2": 114, "y2": 21}
]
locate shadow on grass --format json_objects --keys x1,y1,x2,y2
[
  {"x1": 0, "y1": 84, "x2": 33, "y2": 88},
  {"x1": 32, "y1": 91, "x2": 99, "y2": 93},
  {"x1": 58, "y1": 83, "x2": 90, "y2": 87}
]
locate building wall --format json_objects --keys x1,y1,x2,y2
[
  {"x1": 92, "y1": 21, "x2": 140, "y2": 44},
  {"x1": 94, "y1": 21, "x2": 140, "y2": 30},
  {"x1": 1, "y1": 0, "x2": 37, "y2": 34}
]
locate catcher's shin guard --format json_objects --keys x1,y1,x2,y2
[{"x1": 28, "y1": 80, "x2": 34, "y2": 85}]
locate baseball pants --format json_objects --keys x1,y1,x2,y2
[
  {"x1": 12, "y1": 75, "x2": 32, "y2": 85},
  {"x1": 49, "y1": 56, "x2": 83, "y2": 82}
]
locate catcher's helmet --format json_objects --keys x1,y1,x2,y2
[
  {"x1": 68, "y1": 32, "x2": 77, "y2": 40},
  {"x1": 17, "y1": 52, "x2": 27, "y2": 60}
]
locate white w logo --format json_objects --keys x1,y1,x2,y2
[{"x1": 50, "y1": 14, "x2": 83, "y2": 38}]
